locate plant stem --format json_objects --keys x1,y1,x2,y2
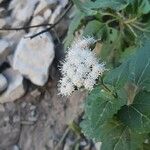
[
  {"x1": 100, "y1": 78, "x2": 117, "y2": 98},
  {"x1": 100, "y1": 12, "x2": 118, "y2": 18},
  {"x1": 124, "y1": 17, "x2": 137, "y2": 24},
  {"x1": 131, "y1": 23, "x2": 150, "y2": 32},
  {"x1": 126, "y1": 24, "x2": 137, "y2": 37},
  {"x1": 106, "y1": 18, "x2": 118, "y2": 25}
]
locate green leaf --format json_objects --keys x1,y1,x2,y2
[
  {"x1": 119, "y1": 46, "x2": 137, "y2": 63},
  {"x1": 126, "y1": 0, "x2": 150, "y2": 15},
  {"x1": 64, "y1": 11, "x2": 85, "y2": 48},
  {"x1": 100, "y1": 120, "x2": 146, "y2": 150},
  {"x1": 80, "y1": 86, "x2": 126, "y2": 140},
  {"x1": 73, "y1": 0, "x2": 97, "y2": 15},
  {"x1": 89, "y1": 0, "x2": 129, "y2": 11},
  {"x1": 83, "y1": 20, "x2": 102, "y2": 37},
  {"x1": 138, "y1": 0, "x2": 150, "y2": 14},
  {"x1": 118, "y1": 91, "x2": 150, "y2": 133},
  {"x1": 81, "y1": 118, "x2": 146, "y2": 150},
  {"x1": 73, "y1": 0, "x2": 129, "y2": 14},
  {"x1": 100, "y1": 27, "x2": 120, "y2": 62},
  {"x1": 104, "y1": 61, "x2": 129, "y2": 89},
  {"x1": 128, "y1": 41, "x2": 150, "y2": 91}
]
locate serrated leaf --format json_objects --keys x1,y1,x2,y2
[
  {"x1": 81, "y1": 118, "x2": 146, "y2": 150},
  {"x1": 119, "y1": 46, "x2": 137, "y2": 63},
  {"x1": 83, "y1": 20, "x2": 102, "y2": 37},
  {"x1": 138, "y1": 0, "x2": 150, "y2": 14},
  {"x1": 73, "y1": 0, "x2": 129, "y2": 14},
  {"x1": 89, "y1": 0, "x2": 129, "y2": 11},
  {"x1": 64, "y1": 10, "x2": 85, "y2": 49},
  {"x1": 73, "y1": 0, "x2": 97, "y2": 15},
  {"x1": 100, "y1": 27, "x2": 120, "y2": 62},
  {"x1": 129, "y1": 41, "x2": 150, "y2": 91},
  {"x1": 81, "y1": 86, "x2": 126, "y2": 141},
  {"x1": 104, "y1": 61, "x2": 129, "y2": 89},
  {"x1": 118, "y1": 91, "x2": 150, "y2": 133},
  {"x1": 100, "y1": 120, "x2": 146, "y2": 150}
]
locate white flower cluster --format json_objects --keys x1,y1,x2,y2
[{"x1": 58, "y1": 37, "x2": 106, "y2": 96}]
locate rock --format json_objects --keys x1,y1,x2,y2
[
  {"x1": 0, "y1": 74, "x2": 8, "y2": 93},
  {"x1": 12, "y1": 145, "x2": 20, "y2": 150},
  {"x1": 30, "y1": 89, "x2": 41, "y2": 97},
  {"x1": 13, "y1": 31, "x2": 55, "y2": 86},
  {"x1": 0, "y1": 104, "x2": 5, "y2": 112},
  {"x1": 0, "y1": 39, "x2": 11, "y2": 65},
  {"x1": 9, "y1": 0, "x2": 39, "y2": 22},
  {"x1": 33, "y1": 0, "x2": 50, "y2": 16},
  {"x1": 59, "y1": 0, "x2": 68, "y2": 7},
  {"x1": 43, "y1": 9, "x2": 52, "y2": 20},
  {"x1": 49, "y1": 5, "x2": 62, "y2": 24},
  {"x1": 4, "y1": 30, "x2": 25, "y2": 51},
  {"x1": 63, "y1": 139, "x2": 74, "y2": 150},
  {"x1": 0, "y1": 18, "x2": 6, "y2": 28},
  {"x1": 30, "y1": 16, "x2": 45, "y2": 32},
  {"x1": 0, "y1": 101, "x2": 20, "y2": 149},
  {"x1": 0, "y1": 68, "x2": 26, "y2": 103}
]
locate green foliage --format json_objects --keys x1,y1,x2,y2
[
  {"x1": 83, "y1": 20, "x2": 102, "y2": 37},
  {"x1": 128, "y1": 41, "x2": 150, "y2": 91},
  {"x1": 118, "y1": 91, "x2": 150, "y2": 133},
  {"x1": 81, "y1": 86, "x2": 126, "y2": 140},
  {"x1": 66, "y1": 0, "x2": 150, "y2": 149},
  {"x1": 64, "y1": 10, "x2": 85, "y2": 48},
  {"x1": 104, "y1": 61, "x2": 129, "y2": 89}
]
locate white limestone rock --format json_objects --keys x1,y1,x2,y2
[
  {"x1": 0, "y1": 39, "x2": 11, "y2": 65},
  {"x1": 0, "y1": 18, "x2": 6, "y2": 28},
  {"x1": 4, "y1": 30, "x2": 25, "y2": 50},
  {"x1": 13, "y1": 31, "x2": 55, "y2": 86},
  {"x1": 0, "y1": 74, "x2": 8, "y2": 93},
  {"x1": 0, "y1": 69, "x2": 25, "y2": 103},
  {"x1": 9, "y1": 0, "x2": 39, "y2": 22},
  {"x1": 43, "y1": 9, "x2": 52, "y2": 20},
  {"x1": 34, "y1": 0, "x2": 49, "y2": 16},
  {"x1": 59, "y1": 0, "x2": 68, "y2": 7},
  {"x1": 49, "y1": 5, "x2": 62, "y2": 24}
]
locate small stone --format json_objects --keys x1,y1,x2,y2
[
  {"x1": 12, "y1": 145, "x2": 19, "y2": 150},
  {"x1": 30, "y1": 89, "x2": 41, "y2": 97},
  {"x1": 49, "y1": 5, "x2": 62, "y2": 24},
  {"x1": 28, "y1": 116, "x2": 37, "y2": 122},
  {"x1": 9, "y1": 0, "x2": 38, "y2": 22},
  {"x1": 13, "y1": 31, "x2": 55, "y2": 86},
  {"x1": 44, "y1": 9, "x2": 52, "y2": 20},
  {"x1": 0, "y1": 69, "x2": 26, "y2": 103},
  {"x1": 29, "y1": 105, "x2": 36, "y2": 110},
  {"x1": 3, "y1": 116, "x2": 9, "y2": 122},
  {"x1": 13, "y1": 116, "x2": 20, "y2": 123},
  {"x1": 30, "y1": 16, "x2": 45, "y2": 32},
  {"x1": 0, "y1": 104, "x2": 5, "y2": 112},
  {"x1": 21, "y1": 102, "x2": 27, "y2": 108},
  {"x1": 63, "y1": 139, "x2": 74, "y2": 150},
  {"x1": 0, "y1": 74, "x2": 8, "y2": 93},
  {"x1": 59, "y1": 0, "x2": 68, "y2": 7},
  {"x1": 34, "y1": 0, "x2": 49, "y2": 16},
  {"x1": 0, "y1": 18, "x2": 6, "y2": 28},
  {"x1": 0, "y1": 39, "x2": 11, "y2": 65}
]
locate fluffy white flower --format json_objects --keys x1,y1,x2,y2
[
  {"x1": 58, "y1": 77, "x2": 74, "y2": 96},
  {"x1": 72, "y1": 37, "x2": 96, "y2": 49},
  {"x1": 58, "y1": 37, "x2": 106, "y2": 96}
]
